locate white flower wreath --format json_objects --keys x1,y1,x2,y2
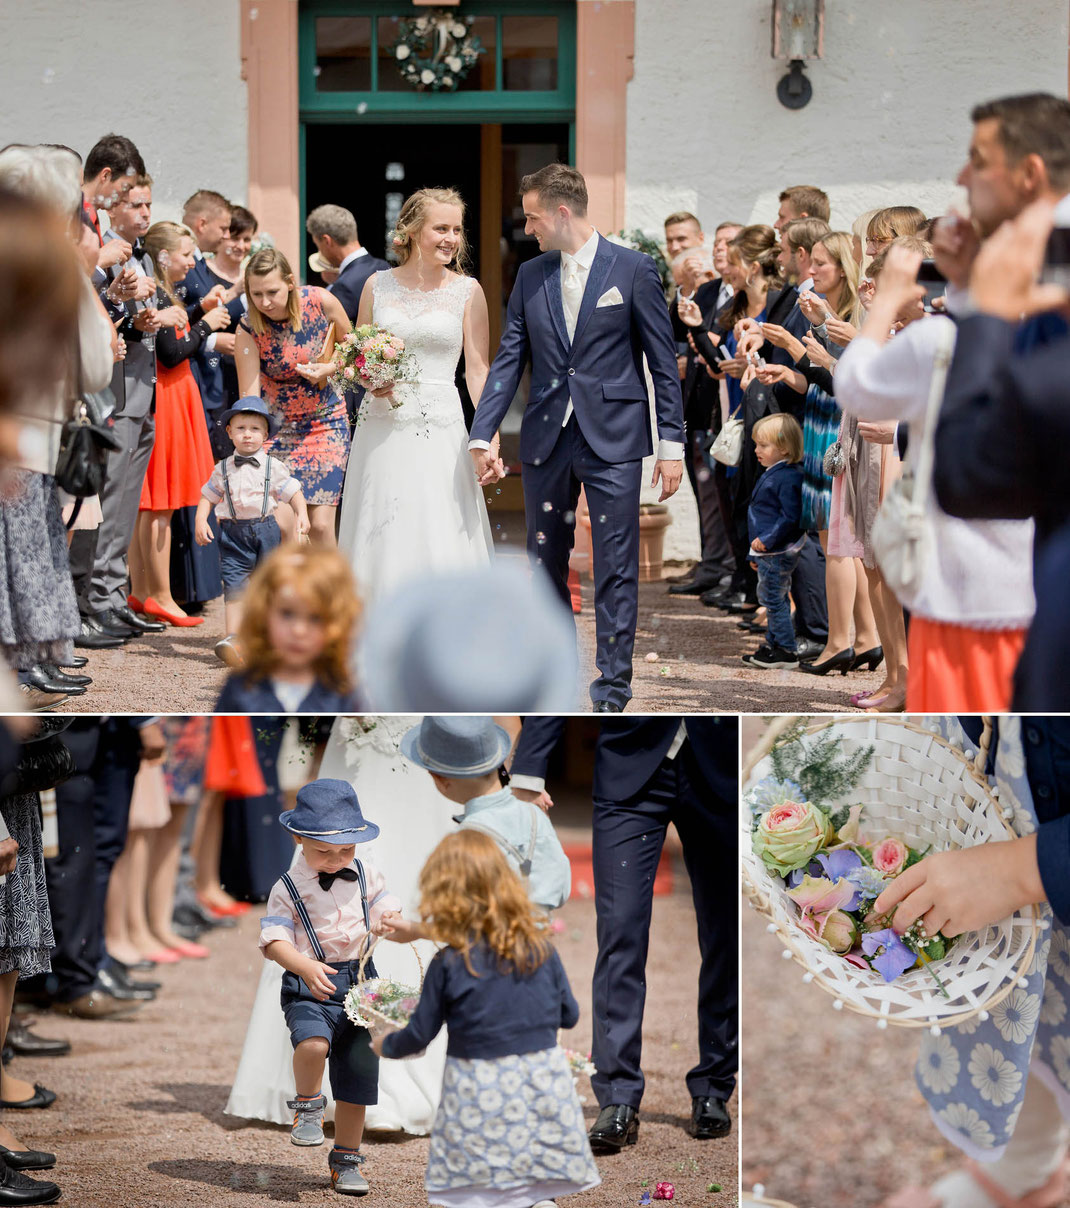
[{"x1": 389, "y1": 8, "x2": 486, "y2": 92}]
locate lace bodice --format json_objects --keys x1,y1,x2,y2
[{"x1": 365, "y1": 271, "x2": 474, "y2": 424}]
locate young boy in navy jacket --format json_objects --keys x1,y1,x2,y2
[{"x1": 742, "y1": 413, "x2": 805, "y2": 670}]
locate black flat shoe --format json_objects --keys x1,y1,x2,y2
[
  {"x1": 0, "y1": 1147, "x2": 55, "y2": 1172},
  {"x1": 95, "y1": 967, "x2": 154, "y2": 1002},
  {"x1": 851, "y1": 645, "x2": 884, "y2": 672},
  {"x1": 0, "y1": 1161, "x2": 60, "y2": 1204},
  {"x1": 688, "y1": 1095, "x2": 731, "y2": 1139},
  {"x1": 797, "y1": 648, "x2": 855, "y2": 676},
  {"x1": 588, "y1": 1103, "x2": 639, "y2": 1152},
  {"x1": 102, "y1": 961, "x2": 160, "y2": 993},
  {"x1": 0, "y1": 1083, "x2": 56, "y2": 1110}
]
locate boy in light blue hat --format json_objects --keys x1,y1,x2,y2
[
  {"x1": 398, "y1": 716, "x2": 571, "y2": 914},
  {"x1": 260, "y1": 778, "x2": 403, "y2": 1196}
]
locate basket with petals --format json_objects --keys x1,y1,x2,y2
[
  {"x1": 742, "y1": 717, "x2": 1040, "y2": 1029},
  {"x1": 344, "y1": 939, "x2": 424, "y2": 1030}
]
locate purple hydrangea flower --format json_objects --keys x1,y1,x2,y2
[{"x1": 861, "y1": 928, "x2": 917, "y2": 983}]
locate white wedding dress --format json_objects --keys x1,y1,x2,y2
[
  {"x1": 336, "y1": 272, "x2": 494, "y2": 604},
  {"x1": 224, "y1": 715, "x2": 453, "y2": 1134}
]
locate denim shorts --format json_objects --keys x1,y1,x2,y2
[{"x1": 280, "y1": 959, "x2": 379, "y2": 1105}]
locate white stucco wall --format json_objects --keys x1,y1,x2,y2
[
  {"x1": 0, "y1": 1, "x2": 248, "y2": 224},
  {"x1": 629, "y1": 0, "x2": 1068, "y2": 560}
]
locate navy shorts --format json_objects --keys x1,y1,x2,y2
[
  {"x1": 280, "y1": 960, "x2": 379, "y2": 1106},
  {"x1": 218, "y1": 515, "x2": 281, "y2": 601}
]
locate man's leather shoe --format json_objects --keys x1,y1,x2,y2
[
  {"x1": 588, "y1": 1104, "x2": 639, "y2": 1152},
  {"x1": 712, "y1": 590, "x2": 750, "y2": 611},
  {"x1": 0, "y1": 1161, "x2": 60, "y2": 1204},
  {"x1": 24, "y1": 667, "x2": 84, "y2": 697},
  {"x1": 96, "y1": 966, "x2": 155, "y2": 1001},
  {"x1": 93, "y1": 609, "x2": 139, "y2": 638},
  {"x1": 592, "y1": 701, "x2": 622, "y2": 714},
  {"x1": 668, "y1": 576, "x2": 722, "y2": 597},
  {"x1": 53, "y1": 988, "x2": 140, "y2": 1020},
  {"x1": 699, "y1": 586, "x2": 733, "y2": 607},
  {"x1": 103, "y1": 960, "x2": 160, "y2": 993},
  {"x1": 0, "y1": 1147, "x2": 55, "y2": 1173},
  {"x1": 688, "y1": 1095, "x2": 731, "y2": 1139},
  {"x1": 112, "y1": 605, "x2": 165, "y2": 634},
  {"x1": 724, "y1": 598, "x2": 759, "y2": 614},
  {"x1": 78, "y1": 615, "x2": 129, "y2": 644},
  {"x1": 5, "y1": 1024, "x2": 69, "y2": 1059},
  {"x1": 16, "y1": 686, "x2": 67, "y2": 712},
  {"x1": 58, "y1": 655, "x2": 88, "y2": 669},
  {"x1": 794, "y1": 636, "x2": 824, "y2": 663},
  {"x1": 40, "y1": 664, "x2": 91, "y2": 688}
]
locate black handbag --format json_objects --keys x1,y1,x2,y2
[
  {"x1": 54, "y1": 388, "x2": 120, "y2": 500},
  {"x1": 3, "y1": 720, "x2": 76, "y2": 798}
]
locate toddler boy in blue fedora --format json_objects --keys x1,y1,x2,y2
[
  {"x1": 260, "y1": 778, "x2": 403, "y2": 1196},
  {"x1": 195, "y1": 396, "x2": 310, "y2": 668},
  {"x1": 399, "y1": 717, "x2": 571, "y2": 914}
]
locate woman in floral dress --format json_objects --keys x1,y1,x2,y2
[{"x1": 235, "y1": 249, "x2": 352, "y2": 545}]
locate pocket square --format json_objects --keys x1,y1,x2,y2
[{"x1": 596, "y1": 287, "x2": 624, "y2": 308}]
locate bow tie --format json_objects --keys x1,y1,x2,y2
[
  {"x1": 318, "y1": 867, "x2": 359, "y2": 891},
  {"x1": 233, "y1": 455, "x2": 260, "y2": 468}
]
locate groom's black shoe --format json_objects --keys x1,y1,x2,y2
[
  {"x1": 593, "y1": 700, "x2": 622, "y2": 714},
  {"x1": 688, "y1": 1095, "x2": 731, "y2": 1139},
  {"x1": 588, "y1": 1104, "x2": 639, "y2": 1152}
]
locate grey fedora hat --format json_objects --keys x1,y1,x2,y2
[
  {"x1": 357, "y1": 563, "x2": 578, "y2": 712},
  {"x1": 219, "y1": 395, "x2": 281, "y2": 438},
  {"x1": 400, "y1": 716, "x2": 513, "y2": 777}
]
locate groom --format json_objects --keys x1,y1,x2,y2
[{"x1": 469, "y1": 164, "x2": 684, "y2": 712}]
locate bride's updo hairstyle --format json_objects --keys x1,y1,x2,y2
[
  {"x1": 391, "y1": 187, "x2": 470, "y2": 275},
  {"x1": 244, "y1": 247, "x2": 301, "y2": 335}
]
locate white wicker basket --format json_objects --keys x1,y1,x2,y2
[
  {"x1": 343, "y1": 938, "x2": 424, "y2": 1030},
  {"x1": 742, "y1": 716, "x2": 1040, "y2": 1029}
]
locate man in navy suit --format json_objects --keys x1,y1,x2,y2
[
  {"x1": 511, "y1": 716, "x2": 738, "y2": 1149},
  {"x1": 306, "y1": 204, "x2": 390, "y2": 322},
  {"x1": 469, "y1": 164, "x2": 684, "y2": 712}
]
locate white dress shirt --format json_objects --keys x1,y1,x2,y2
[{"x1": 202, "y1": 452, "x2": 301, "y2": 520}]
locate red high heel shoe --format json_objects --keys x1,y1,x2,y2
[
  {"x1": 197, "y1": 893, "x2": 250, "y2": 918},
  {"x1": 127, "y1": 594, "x2": 146, "y2": 614},
  {"x1": 143, "y1": 597, "x2": 204, "y2": 627}
]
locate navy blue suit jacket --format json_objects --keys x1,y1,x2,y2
[
  {"x1": 329, "y1": 251, "x2": 391, "y2": 323},
  {"x1": 215, "y1": 674, "x2": 360, "y2": 714},
  {"x1": 747, "y1": 460, "x2": 802, "y2": 551},
  {"x1": 471, "y1": 236, "x2": 683, "y2": 465},
  {"x1": 511, "y1": 716, "x2": 737, "y2": 806}
]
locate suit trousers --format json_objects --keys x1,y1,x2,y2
[
  {"x1": 522, "y1": 416, "x2": 643, "y2": 708},
  {"x1": 591, "y1": 743, "x2": 737, "y2": 1108},
  {"x1": 790, "y1": 533, "x2": 829, "y2": 642},
  {"x1": 686, "y1": 427, "x2": 733, "y2": 583},
  {"x1": 71, "y1": 408, "x2": 156, "y2": 614}
]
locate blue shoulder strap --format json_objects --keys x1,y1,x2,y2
[{"x1": 280, "y1": 873, "x2": 327, "y2": 964}]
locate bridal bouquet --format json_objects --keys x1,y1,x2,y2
[
  {"x1": 747, "y1": 777, "x2": 954, "y2": 993},
  {"x1": 344, "y1": 976, "x2": 421, "y2": 1029},
  {"x1": 330, "y1": 323, "x2": 416, "y2": 407}
]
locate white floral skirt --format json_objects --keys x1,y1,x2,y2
[{"x1": 426, "y1": 1047, "x2": 600, "y2": 1206}]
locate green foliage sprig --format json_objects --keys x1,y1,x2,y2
[{"x1": 769, "y1": 720, "x2": 874, "y2": 815}]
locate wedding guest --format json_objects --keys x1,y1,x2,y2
[
  {"x1": 511, "y1": 717, "x2": 738, "y2": 1150},
  {"x1": 215, "y1": 544, "x2": 361, "y2": 713},
  {"x1": 774, "y1": 184, "x2": 831, "y2": 231},
  {"x1": 373, "y1": 830, "x2": 600, "y2": 1206},
  {"x1": 305, "y1": 204, "x2": 389, "y2": 323},
  {"x1": 128, "y1": 221, "x2": 226, "y2": 628},
  {"x1": 201, "y1": 203, "x2": 257, "y2": 418},
  {"x1": 235, "y1": 248, "x2": 352, "y2": 546},
  {"x1": 80, "y1": 132, "x2": 144, "y2": 255},
  {"x1": 864, "y1": 204, "x2": 927, "y2": 259},
  {"x1": 260, "y1": 779, "x2": 402, "y2": 1195},
  {"x1": 179, "y1": 189, "x2": 232, "y2": 317},
  {"x1": 0, "y1": 146, "x2": 111, "y2": 707}
]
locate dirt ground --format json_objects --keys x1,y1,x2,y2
[
  {"x1": 16, "y1": 865, "x2": 736, "y2": 1207},
  {"x1": 55, "y1": 553, "x2": 883, "y2": 714}
]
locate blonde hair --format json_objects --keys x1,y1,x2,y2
[
  {"x1": 143, "y1": 221, "x2": 194, "y2": 307},
  {"x1": 237, "y1": 544, "x2": 360, "y2": 694},
  {"x1": 813, "y1": 231, "x2": 862, "y2": 324},
  {"x1": 244, "y1": 247, "x2": 301, "y2": 335},
  {"x1": 867, "y1": 205, "x2": 927, "y2": 246},
  {"x1": 417, "y1": 830, "x2": 551, "y2": 976},
  {"x1": 868, "y1": 234, "x2": 934, "y2": 280},
  {"x1": 392, "y1": 187, "x2": 470, "y2": 275},
  {"x1": 753, "y1": 413, "x2": 804, "y2": 464}
]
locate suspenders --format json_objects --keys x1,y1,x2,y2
[
  {"x1": 464, "y1": 805, "x2": 540, "y2": 877},
  {"x1": 220, "y1": 455, "x2": 272, "y2": 521},
  {"x1": 280, "y1": 861, "x2": 372, "y2": 965}
]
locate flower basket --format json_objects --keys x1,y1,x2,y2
[
  {"x1": 344, "y1": 939, "x2": 424, "y2": 1030},
  {"x1": 742, "y1": 717, "x2": 1040, "y2": 1029}
]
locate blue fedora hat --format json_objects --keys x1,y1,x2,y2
[
  {"x1": 279, "y1": 778, "x2": 379, "y2": 843},
  {"x1": 358, "y1": 563, "x2": 579, "y2": 712},
  {"x1": 219, "y1": 395, "x2": 281, "y2": 439},
  {"x1": 401, "y1": 716, "x2": 513, "y2": 777}
]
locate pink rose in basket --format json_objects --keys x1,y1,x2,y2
[
  {"x1": 786, "y1": 875, "x2": 858, "y2": 954},
  {"x1": 399, "y1": 997, "x2": 419, "y2": 1013},
  {"x1": 873, "y1": 837, "x2": 909, "y2": 876},
  {"x1": 752, "y1": 800, "x2": 833, "y2": 877}
]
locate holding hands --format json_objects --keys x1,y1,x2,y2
[{"x1": 470, "y1": 447, "x2": 506, "y2": 486}]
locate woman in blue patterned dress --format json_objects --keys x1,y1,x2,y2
[{"x1": 234, "y1": 249, "x2": 352, "y2": 546}]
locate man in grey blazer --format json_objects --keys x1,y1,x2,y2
[{"x1": 71, "y1": 177, "x2": 166, "y2": 644}]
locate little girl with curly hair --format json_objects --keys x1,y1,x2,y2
[{"x1": 372, "y1": 830, "x2": 599, "y2": 1208}]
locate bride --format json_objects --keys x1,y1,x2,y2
[
  {"x1": 336, "y1": 188, "x2": 500, "y2": 603},
  {"x1": 224, "y1": 715, "x2": 456, "y2": 1133}
]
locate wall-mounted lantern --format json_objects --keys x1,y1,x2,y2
[{"x1": 771, "y1": 0, "x2": 824, "y2": 110}]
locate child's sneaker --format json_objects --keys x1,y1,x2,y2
[
  {"x1": 329, "y1": 1149, "x2": 369, "y2": 1196},
  {"x1": 741, "y1": 644, "x2": 799, "y2": 669},
  {"x1": 287, "y1": 1093, "x2": 327, "y2": 1145}
]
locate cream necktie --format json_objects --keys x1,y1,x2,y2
[{"x1": 562, "y1": 254, "x2": 585, "y2": 342}]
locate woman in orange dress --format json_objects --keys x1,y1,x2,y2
[{"x1": 130, "y1": 222, "x2": 228, "y2": 626}]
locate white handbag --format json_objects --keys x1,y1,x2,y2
[
  {"x1": 708, "y1": 413, "x2": 743, "y2": 466},
  {"x1": 870, "y1": 321, "x2": 956, "y2": 604}
]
